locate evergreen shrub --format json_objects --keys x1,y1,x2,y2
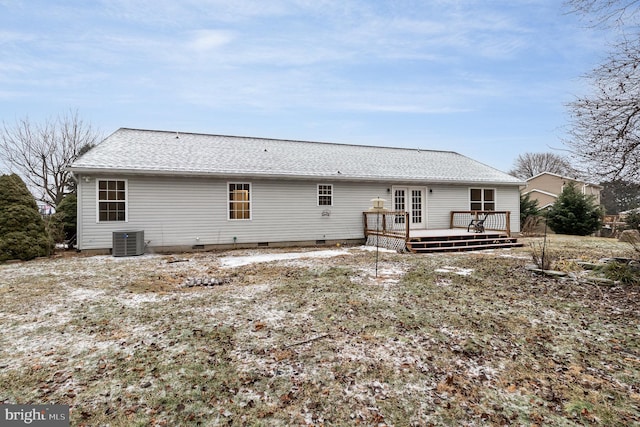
[{"x1": 0, "y1": 174, "x2": 53, "y2": 261}]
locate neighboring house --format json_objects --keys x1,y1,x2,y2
[
  {"x1": 522, "y1": 172, "x2": 602, "y2": 209},
  {"x1": 69, "y1": 128, "x2": 524, "y2": 253}
]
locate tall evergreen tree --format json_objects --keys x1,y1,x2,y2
[
  {"x1": 546, "y1": 182, "x2": 603, "y2": 236},
  {"x1": 0, "y1": 174, "x2": 53, "y2": 261}
]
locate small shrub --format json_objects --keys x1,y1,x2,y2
[
  {"x1": 521, "y1": 215, "x2": 542, "y2": 236},
  {"x1": 554, "y1": 258, "x2": 581, "y2": 273},
  {"x1": 530, "y1": 241, "x2": 557, "y2": 270},
  {"x1": 49, "y1": 194, "x2": 77, "y2": 244},
  {"x1": 597, "y1": 261, "x2": 640, "y2": 285}
]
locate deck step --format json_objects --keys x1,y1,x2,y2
[
  {"x1": 416, "y1": 233, "x2": 505, "y2": 242},
  {"x1": 408, "y1": 242, "x2": 524, "y2": 253},
  {"x1": 407, "y1": 236, "x2": 523, "y2": 253}
]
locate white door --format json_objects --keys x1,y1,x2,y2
[{"x1": 393, "y1": 187, "x2": 425, "y2": 229}]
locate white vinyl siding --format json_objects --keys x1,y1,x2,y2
[
  {"x1": 77, "y1": 176, "x2": 521, "y2": 250},
  {"x1": 427, "y1": 185, "x2": 469, "y2": 229},
  {"x1": 496, "y1": 186, "x2": 520, "y2": 233},
  {"x1": 78, "y1": 176, "x2": 388, "y2": 250},
  {"x1": 426, "y1": 185, "x2": 519, "y2": 233}
]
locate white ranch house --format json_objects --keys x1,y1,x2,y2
[{"x1": 69, "y1": 128, "x2": 524, "y2": 254}]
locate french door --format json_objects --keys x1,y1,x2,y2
[{"x1": 393, "y1": 187, "x2": 426, "y2": 229}]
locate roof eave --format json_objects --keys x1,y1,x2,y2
[{"x1": 68, "y1": 166, "x2": 524, "y2": 186}]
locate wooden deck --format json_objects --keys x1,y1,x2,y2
[
  {"x1": 363, "y1": 211, "x2": 523, "y2": 253},
  {"x1": 406, "y1": 229, "x2": 522, "y2": 253}
]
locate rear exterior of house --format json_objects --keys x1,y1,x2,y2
[{"x1": 70, "y1": 128, "x2": 523, "y2": 253}]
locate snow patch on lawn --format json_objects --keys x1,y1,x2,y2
[
  {"x1": 434, "y1": 266, "x2": 474, "y2": 276},
  {"x1": 499, "y1": 254, "x2": 531, "y2": 260},
  {"x1": 356, "y1": 245, "x2": 398, "y2": 254},
  {"x1": 351, "y1": 265, "x2": 408, "y2": 287},
  {"x1": 233, "y1": 283, "x2": 274, "y2": 301},
  {"x1": 117, "y1": 292, "x2": 174, "y2": 307},
  {"x1": 219, "y1": 249, "x2": 352, "y2": 268},
  {"x1": 68, "y1": 287, "x2": 106, "y2": 301}
]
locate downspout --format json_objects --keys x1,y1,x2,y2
[{"x1": 70, "y1": 172, "x2": 83, "y2": 251}]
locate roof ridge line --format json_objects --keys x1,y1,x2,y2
[{"x1": 118, "y1": 127, "x2": 460, "y2": 155}]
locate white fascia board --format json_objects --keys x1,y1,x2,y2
[{"x1": 68, "y1": 167, "x2": 524, "y2": 186}]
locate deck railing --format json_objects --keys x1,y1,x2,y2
[
  {"x1": 363, "y1": 210, "x2": 513, "y2": 244},
  {"x1": 450, "y1": 211, "x2": 511, "y2": 236},
  {"x1": 363, "y1": 211, "x2": 410, "y2": 240}
]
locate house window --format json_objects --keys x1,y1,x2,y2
[
  {"x1": 229, "y1": 183, "x2": 251, "y2": 220},
  {"x1": 98, "y1": 179, "x2": 127, "y2": 222},
  {"x1": 470, "y1": 188, "x2": 495, "y2": 211},
  {"x1": 411, "y1": 189, "x2": 423, "y2": 224},
  {"x1": 394, "y1": 189, "x2": 406, "y2": 224},
  {"x1": 318, "y1": 184, "x2": 333, "y2": 206}
]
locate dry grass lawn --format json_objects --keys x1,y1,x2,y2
[{"x1": 0, "y1": 235, "x2": 639, "y2": 426}]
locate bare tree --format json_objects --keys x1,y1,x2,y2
[
  {"x1": 565, "y1": 0, "x2": 640, "y2": 182},
  {"x1": 566, "y1": 38, "x2": 640, "y2": 182},
  {"x1": 508, "y1": 152, "x2": 577, "y2": 180},
  {"x1": 566, "y1": 0, "x2": 640, "y2": 27},
  {"x1": 0, "y1": 111, "x2": 100, "y2": 208}
]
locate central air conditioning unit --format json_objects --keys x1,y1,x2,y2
[{"x1": 112, "y1": 230, "x2": 145, "y2": 257}]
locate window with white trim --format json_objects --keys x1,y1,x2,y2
[
  {"x1": 394, "y1": 189, "x2": 406, "y2": 224},
  {"x1": 229, "y1": 183, "x2": 251, "y2": 220},
  {"x1": 317, "y1": 184, "x2": 333, "y2": 206},
  {"x1": 98, "y1": 179, "x2": 127, "y2": 222},
  {"x1": 411, "y1": 189, "x2": 423, "y2": 224},
  {"x1": 470, "y1": 188, "x2": 495, "y2": 211}
]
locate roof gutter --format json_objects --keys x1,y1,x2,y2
[{"x1": 68, "y1": 166, "x2": 526, "y2": 186}]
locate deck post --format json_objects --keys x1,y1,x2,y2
[
  {"x1": 505, "y1": 211, "x2": 511, "y2": 236},
  {"x1": 405, "y1": 212, "x2": 410, "y2": 242},
  {"x1": 363, "y1": 212, "x2": 369, "y2": 237}
]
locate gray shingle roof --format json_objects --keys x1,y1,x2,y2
[{"x1": 70, "y1": 128, "x2": 523, "y2": 185}]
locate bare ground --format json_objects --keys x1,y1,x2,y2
[{"x1": 0, "y1": 236, "x2": 639, "y2": 426}]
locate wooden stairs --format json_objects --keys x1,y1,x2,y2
[{"x1": 406, "y1": 232, "x2": 523, "y2": 253}]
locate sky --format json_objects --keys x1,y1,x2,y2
[{"x1": 0, "y1": 0, "x2": 608, "y2": 173}]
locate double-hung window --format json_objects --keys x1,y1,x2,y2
[
  {"x1": 317, "y1": 184, "x2": 333, "y2": 206},
  {"x1": 470, "y1": 188, "x2": 495, "y2": 211},
  {"x1": 98, "y1": 179, "x2": 127, "y2": 222},
  {"x1": 229, "y1": 183, "x2": 251, "y2": 220}
]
